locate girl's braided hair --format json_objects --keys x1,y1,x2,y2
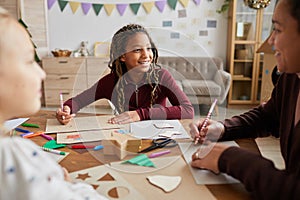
[{"x1": 108, "y1": 24, "x2": 160, "y2": 113}]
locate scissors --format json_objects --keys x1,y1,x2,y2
[{"x1": 138, "y1": 138, "x2": 177, "y2": 153}]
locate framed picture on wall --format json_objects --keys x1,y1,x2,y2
[{"x1": 94, "y1": 42, "x2": 110, "y2": 57}]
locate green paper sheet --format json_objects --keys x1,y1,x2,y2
[
  {"x1": 43, "y1": 140, "x2": 66, "y2": 149},
  {"x1": 122, "y1": 154, "x2": 155, "y2": 167}
]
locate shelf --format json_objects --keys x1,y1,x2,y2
[
  {"x1": 234, "y1": 40, "x2": 256, "y2": 44},
  {"x1": 232, "y1": 76, "x2": 252, "y2": 81},
  {"x1": 234, "y1": 59, "x2": 254, "y2": 62}
]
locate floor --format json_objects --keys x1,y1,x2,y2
[{"x1": 41, "y1": 104, "x2": 285, "y2": 170}]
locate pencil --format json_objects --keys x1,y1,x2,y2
[
  {"x1": 194, "y1": 99, "x2": 218, "y2": 144},
  {"x1": 41, "y1": 147, "x2": 66, "y2": 155},
  {"x1": 59, "y1": 92, "x2": 65, "y2": 120}
]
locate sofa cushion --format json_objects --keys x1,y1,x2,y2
[{"x1": 181, "y1": 79, "x2": 221, "y2": 96}]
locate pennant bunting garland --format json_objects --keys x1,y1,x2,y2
[
  {"x1": 193, "y1": 0, "x2": 201, "y2": 5},
  {"x1": 155, "y1": 0, "x2": 167, "y2": 13},
  {"x1": 142, "y1": 2, "x2": 155, "y2": 14},
  {"x1": 47, "y1": 0, "x2": 56, "y2": 10},
  {"x1": 92, "y1": 4, "x2": 103, "y2": 16},
  {"x1": 179, "y1": 0, "x2": 189, "y2": 8},
  {"x1": 58, "y1": 0, "x2": 68, "y2": 12},
  {"x1": 69, "y1": 2, "x2": 80, "y2": 14},
  {"x1": 130, "y1": 3, "x2": 141, "y2": 15},
  {"x1": 81, "y1": 3, "x2": 92, "y2": 15},
  {"x1": 48, "y1": 0, "x2": 200, "y2": 16},
  {"x1": 104, "y1": 4, "x2": 115, "y2": 16},
  {"x1": 168, "y1": 0, "x2": 177, "y2": 10},
  {"x1": 116, "y1": 4, "x2": 128, "y2": 16}
]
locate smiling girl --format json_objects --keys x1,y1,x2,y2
[{"x1": 56, "y1": 24, "x2": 194, "y2": 125}]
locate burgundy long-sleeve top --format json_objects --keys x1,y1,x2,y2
[
  {"x1": 218, "y1": 73, "x2": 300, "y2": 199},
  {"x1": 64, "y1": 68, "x2": 194, "y2": 120}
]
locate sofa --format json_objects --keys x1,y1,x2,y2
[{"x1": 157, "y1": 57, "x2": 231, "y2": 106}]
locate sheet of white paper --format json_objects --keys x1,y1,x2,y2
[
  {"x1": 130, "y1": 120, "x2": 190, "y2": 139},
  {"x1": 178, "y1": 141, "x2": 240, "y2": 185},
  {"x1": 4, "y1": 118, "x2": 29, "y2": 131},
  {"x1": 45, "y1": 115, "x2": 124, "y2": 134}
]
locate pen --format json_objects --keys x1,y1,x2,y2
[
  {"x1": 108, "y1": 100, "x2": 119, "y2": 115},
  {"x1": 40, "y1": 133, "x2": 54, "y2": 140},
  {"x1": 60, "y1": 92, "x2": 65, "y2": 120},
  {"x1": 20, "y1": 132, "x2": 34, "y2": 137},
  {"x1": 15, "y1": 127, "x2": 31, "y2": 133},
  {"x1": 23, "y1": 131, "x2": 44, "y2": 139},
  {"x1": 148, "y1": 150, "x2": 171, "y2": 158},
  {"x1": 41, "y1": 147, "x2": 66, "y2": 155},
  {"x1": 71, "y1": 144, "x2": 96, "y2": 149},
  {"x1": 194, "y1": 99, "x2": 218, "y2": 145},
  {"x1": 21, "y1": 123, "x2": 40, "y2": 128}
]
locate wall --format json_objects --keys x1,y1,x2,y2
[{"x1": 47, "y1": 0, "x2": 228, "y2": 60}]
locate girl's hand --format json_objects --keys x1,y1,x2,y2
[
  {"x1": 108, "y1": 111, "x2": 141, "y2": 124},
  {"x1": 56, "y1": 105, "x2": 75, "y2": 125}
]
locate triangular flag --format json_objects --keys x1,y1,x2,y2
[
  {"x1": 168, "y1": 0, "x2": 177, "y2": 10},
  {"x1": 47, "y1": 0, "x2": 56, "y2": 10},
  {"x1": 116, "y1": 4, "x2": 128, "y2": 16},
  {"x1": 142, "y1": 2, "x2": 155, "y2": 14},
  {"x1": 155, "y1": 0, "x2": 167, "y2": 13},
  {"x1": 69, "y1": 2, "x2": 80, "y2": 14},
  {"x1": 193, "y1": 0, "x2": 201, "y2": 5},
  {"x1": 104, "y1": 4, "x2": 115, "y2": 16},
  {"x1": 130, "y1": 3, "x2": 141, "y2": 15},
  {"x1": 57, "y1": 0, "x2": 68, "y2": 12},
  {"x1": 179, "y1": 0, "x2": 189, "y2": 8},
  {"x1": 82, "y1": 3, "x2": 92, "y2": 15},
  {"x1": 92, "y1": 4, "x2": 103, "y2": 16},
  {"x1": 122, "y1": 154, "x2": 155, "y2": 167}
]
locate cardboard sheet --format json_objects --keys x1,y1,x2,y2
[{"x1": 45, "y1": 115, "x2": 124, "y2": 134}]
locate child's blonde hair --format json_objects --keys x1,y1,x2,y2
[{"x1": 108, "y1": 24, "x2": 160, "y2": 112}]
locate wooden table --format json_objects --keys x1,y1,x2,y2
[{"x1": 22, "y1": 110, "x2": 259, "y2": 199}]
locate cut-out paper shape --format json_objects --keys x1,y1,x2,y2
[
  {"x1": 91, "y1": 184, "x2": 99, "y2": 190},
  {"x1": 178, "y1": 9, "x2": 187, "y2": 18},
  {"x1": 108, "y1": 186, "x2": 129, "y2": 198},
  {"x1": 162, "y1": 20, "x2": 172, "y2": 27},
  {"x1": 98, "y1": 173, "x2": 115, "y2": 181},
  {"x1": 158, "y1": 131, "x2": 182, "y2": 138},
  {"x1": 179, "y1": 0, "x2": 189, "y2": 8},
  {"x1": 122, "y1": 154, "x2": 155, "y2": 167},
  {"x1": 76, "y1": 173, "x2": 91, "y2": 181},
  {"x1": 147, "y1": 175, "x2": 181, "y2": 193},
  {"x1": 57, "y1": 0, "x2": 68, "y2": 12},
  {"x1": 43, "y1": 140, "x2": 66, "y2": 149}
]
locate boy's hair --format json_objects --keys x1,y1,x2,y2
[{"x1": 108, "y1": 24, "x2": 160, "y2": 113}]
